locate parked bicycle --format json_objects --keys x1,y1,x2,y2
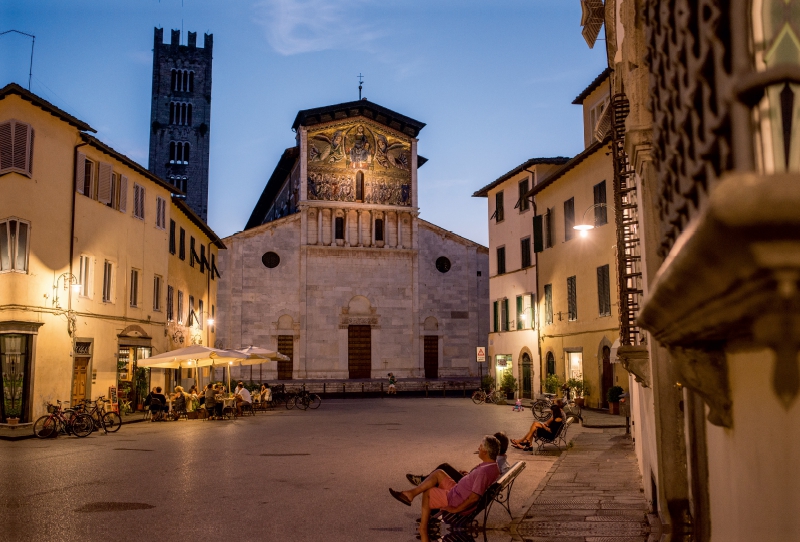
[
  {"x1": 471, "y1": 388, "x2": 504, "y2": 405},
  {"x1": 294, "y1": 389, "x2": 322, "y2": 410},
  {"x1": 33, "y1": 401, "x2": 94, "y2": 438},
  {"x1": 532, "y1": 392, "x2": 582, "y2": 422},
  {"x1": 75, "y1": 396, "x2": 122, "y2": 433}
]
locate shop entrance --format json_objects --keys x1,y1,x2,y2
[
  {"x1": 348, "y1": 325, "x2": 371, "y2": 379},
  {"x1": 601, "y1": 345, "x2": 613, "y2": 408},
  {"x1": 521, "y1": 353, "x2": 532, "y2": 399},
  {"x1": 71, "y1": 357, "x2": 90, "y2": 406},
  {"x1": 117, "y1": 345, "x2": 152, "y2": 410},
  {"x1": 277, "y1": 335, "x2": 294, "y2": 380},
  {"x1": 0, "y1": 334, "x2": 32, "y2": 423},
  {"x1": 423, "y1": 336, "x2": 438, "y2": 379},
  {"x1": 566, "y1": 351, "x2": 583, "y2": 380}
]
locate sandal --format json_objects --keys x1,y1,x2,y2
[{"x1": 389, "y1": 488, "x2": 412, "y2": 506}]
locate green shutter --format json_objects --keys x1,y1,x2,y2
[
  {"x1": 516, "y1": 295, "x2": 523, "y2": 329},
  {"x1": 493, "y1": 300, "x2": 499, "y2": 332},
  {"x1": 503, "y1": 298, "x2": 510, "y2": 331},
  {"x1": 533, "y1": 215, "x2": 544, "y2": 253}
]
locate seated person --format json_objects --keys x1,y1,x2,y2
[
  {"x1": 143, "y1": 387, "x2": 157, "y2": 410},
  {"x1": 171, "y1": 386, "x2": 188, "y2": 419},
  {"x1": 405, "y1": 432, "x2": 511, "y2": 486},
  {"x1": 260, "y1": 383, "x2": 271, "y2": 404},
  {"x1": 150, "y1": 387, "x2": 167, "y2": 421},
  {"x1": 233, "y1": 382, "x2": 252, "y2": 416},
  {"x1": 390, "y1": 435, "x2": 501, "y2": 534},
  {"x1": 511, "y1": 403, "x2": 565, "y2": 451},
  {"x1": 204, "y1": 383, "x2": 221, "y2": 418}
]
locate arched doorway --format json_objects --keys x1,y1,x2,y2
[
  {"x1": 546, "y1": 351, "x2": 555, "y2": 377},
  {"x1": 521, "y1": 353, "x2": 532, "y2": 399},
  {"x1": 601, "y1": 345, "x2": 613, "y2": 409}
]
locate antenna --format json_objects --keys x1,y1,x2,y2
[
  {"x1": 358, "y1": 73, "x2": 364, "y2": 100},
  {"x1": 0, "y1": 30, "x2": 36, "y2": 90}
]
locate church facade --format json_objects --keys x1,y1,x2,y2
[{"x1": 216, "y1": 100, "x2": 489, "y2": 380}]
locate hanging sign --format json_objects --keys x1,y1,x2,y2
[
  {"x1": 476, "y1": 347, "x2": 486, "y2": 363},
  {"x1": 109, "y1": 386, "x2": 118, "y2": 405}
]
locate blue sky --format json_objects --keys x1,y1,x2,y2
[{"x1": 2, "y1": 0, "x2": 607, "y2": 244}]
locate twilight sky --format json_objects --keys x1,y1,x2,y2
[{"x1": 2, "y1": 0, "x2": 607, "y2": 244}]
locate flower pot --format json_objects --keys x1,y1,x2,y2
[
  {"x1": 574, "y1": 397, "x2": 585, "y2": 408},
  {"x1": 137, "y1": 404, "x2": 144, "y2": 411},
  {"x1": 609, "y1": 401, "x2": 619, "y2": 415},
  {"x1": 506, "y1": 391, "x2": 515, "y2": 400},
  {"x1": 7, "y1": 417, "x2": 19, "y2": 426}
]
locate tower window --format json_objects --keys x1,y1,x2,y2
[
  {"x1": 375, "y1": 218, "x2": 384, "y2": 241},
  {"x1": 169, "y1": 102, "x2": 193, "y2": 126},
  {"x1": 171, "y1": 69, "x2": 195, "y2": 92},
  {"x1": 168, "y1": 175, "x2": 188, "y2": 193},
  {"x1": 169, "y1": 142, "x2": 190, "y2": 165}
]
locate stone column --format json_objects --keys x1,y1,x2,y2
[
  {"x1": 357, "y1": 210, "x2": 363, "y2": 247},
  {"x1": 371, "y1": 211, "x2": 376, "y2": 246},
  {"x1": 397, "y1": 212, "x2": 403, "y2": 248},
  {"x1": 317, "y1": 207, "x2": 323, "y2": 246},
  {"x1": 344, "y1": 210, "x2": 350, "y2": 247}
]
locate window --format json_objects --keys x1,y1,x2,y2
[
  {"x1": 597, "y1": 264, "x2": 612, "y2": 316},
  {"x1": 190, "y1": 236, "x2": 197, "y2": 267},
  {"x1": 262, "y1": 251, "x2": 280, "y2": 268},
  {"x1": 77, "y1": 157, "x2": 95, "y2": 198},
  {"x1": 564, "y1": 198, "x2": 575, "y2": 241},
  {"x1": 544, "y1": 284, "x2": 553, "y2": 325},
  {"x1": 179, "y1": 228, "x2": 186, "y2": 260},
  {"x1": 153, "y1": 275, "x2": 163, "y2": 311},
  {"x1": 494, "y1": 191, "x2": 504, "y2": 222},
  {"x1": 130, "y1": 268, "x2": 140, "y2": 307},
  {"x1": 168, "y1": 175, "x2": 188, "y2": 193},
  {"x1": 169, "y1": 102, "x2": 193, "y2": 126},
  {"x1": 496, "y1": 246, "x2": 506, "y2": 275},
  {"x1": 97, "y1": 162, "x2": 113, "y2": 205},
  {"x1": 375, "y1": 219, "x2": 384, "y2": 241},
  {"x1": 0, "y1": 218, "x2": 30, "y2": 273},
  {"x1": 133, "y1": 184, "x2": 145, "y2": 220},
  {"x1": 518, "y1": 179, "x2": 530, "y2": 212},
  {"x1": 501, "y1": 298, "x2": 510, "y2": 331},
  {"x1": 78, "y1": 255, "x2": 92, "y2": 297},
  {"x1": 594, "y1": 180, "x2": 608, "y2": 226},
  {"x1": 177, "y1": 290, "x2": 184, "y2": 324},
  {"x1": 171, "y1": 69, "x2": 194, "y2": 92},
  {"x1": 102, "y1": 261, "x2": 114, "y2": 303},
  {"x1": 544, "y1": 208, "x2": 554, "y2": 248},
  {"x1": 435, "y1": 256, "x2": 451, "y2": 273},
  {"x1": 118, "y1": 174, "x2": 128, "y2": 213},
  {"x1": 106, "y1": 173, "x2": 118, "y2": 209},
  {"x1": 198, "y1": 299, "x2": 204, "y2": 330},
  {"x1": 211, "y1": 253, "x2": 218, "y2": 280},
  {"x1": 200, "y1": 244, "x2": 206, "y2": 272},
  {"x1": 493, "y1": 300, "x2": 499, "y2": 332},
  {"x1": 517, "y1": 294, "x2": 533, "y2": 330},
  {"x1": 189, "y1": 295, "x2": 195, "y2": 326},
  {"x1": 0, "y1": 120, "x2": 34, "y2": 176},
  {"x1": 211, "y1": 305, "x2": 215, "y2": 332},
  {"x1": 169, "y1": 220, "x2": 176, "y2": 254},
  {"x1": 335, "y1": 217, "x2": 344, "y2": 239},
  {"x1": 567, "y1": 275, "x2": 577, "y2": 321},
  {"x1": 167, "y1": 285, "x2": 174, "y2": 321},
  {"x1": 156, "y1": 197, "x2": 166, "y2": 229},
  {"x1": 169, "y1": 141, "x2": 190, "y2": 165},
  {"x1": 356, "y1": 171, "x2": 364, "y2": 201},
  {"x1": 520, "y1": 237, "x2": 531, "y2": 268}
]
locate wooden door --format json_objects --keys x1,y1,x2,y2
[
  {"x1": 348, "y1": 325, "x2": 372, "y2": 379},
  {"x1": 277, "y1": 335, "x2": 293, "y2": 380},
  {"x1": 601, "y1": 346, "x2": 613, "y2": 409},
  {"x1": 423, "y1": 336, "x2": 438, "y2": 379},
  {"x1": 521, "y1": 353, "x2": 532, "y2": 399},
  {"x1": 72, "y1": 357, "x2": 90, "y2": 406}
]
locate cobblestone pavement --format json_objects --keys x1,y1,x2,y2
[{"x1": 512, "y1": 430, "x2": 658, "y2": 542}]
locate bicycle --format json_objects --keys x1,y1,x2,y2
[
  {"x1": 294, "y1": 389, "x2": 322, "y2": 410},
  {"x1": 33, "y1": 401, "x2": 94, "y2": 438},
  {"x1": 76, "y1": 396, "x2": 122, "y2": 433},
  {"x1": 532, "y1": 393, "x2": 582, "y2": 422},
  {"x1": 471, "y1": 388, "x2": 504, "y2": 405}
]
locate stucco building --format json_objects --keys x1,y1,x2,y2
[{"x1": 216, "y1": 100, "x2": 489, "y2": 380}]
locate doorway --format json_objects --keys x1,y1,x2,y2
[
  {"x1": 0, "y1": 334, "x2": 32, "y2": 423},
  {"x1": 566, "y1": 351, "x2": 583, "y2": 380},
  {"x1": 521, "y1": 353, "x2": 532, "y2": 399},
  {"x1": 348, "y1": 325, "x2": 371, "y2": 379},
  {"x1": 277, "y1": 335, "x2": 294, "y2": 380},
  {"x1": 72, "y1": 357, "x2": 90, "y2": 406},
  {"x1": 601, "y1": 345, "x2": 613, "y2": 408},
  {"x1": 546, "y1": 351, "x2": 555, "y2": 376},
  {"x1": 423, "y1": 336, "x2": 438, "y2": 379}
]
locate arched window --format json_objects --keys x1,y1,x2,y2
[
  {"x1": 187, "y1": 103, "x2": 192, "y2": 126},
  {"x1": 546, "y1": 351, "x2": 555, "y2": 376},
  {"x1": 170, "y1": 70, "x2": 177, "y2": 92},
  {"x1": 169, "y1": 141, "x2": 176, "y2": 164},
  {"x1": 356, "y1": 171, "x2": 364, "y2": 201},
  {"x1": 169, "y1": 142, "x2": 190, "y2": 164},
  {"x1": 183, "y1": 142, "x2": 190, "y2": 164},
  {"x1": 375, "y1": 218, "x2": 384, "y2": 241},
  {"x1": 189, "y1": 71, "x2": 194, "y2": 92}
]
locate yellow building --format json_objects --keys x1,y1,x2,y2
[{"x1": 0, "y1": 83, "x2": 223, "y2": 423}]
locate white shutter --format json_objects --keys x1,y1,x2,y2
[
  {"x1": 12, "y1": 121, "x2": 30, "y2": 173},
  {"x1": 118, "y1": 175, "x2": 128, "y2": 212},
  {"x1": 98, "y1": 162, "x2": 113, "y2": 204},
  {"x1": 75, "y1": 152, "x2": 86, "y2": 194},
  {"x1": 0, "y1": 122, "x2": 13, "y2": 172}
]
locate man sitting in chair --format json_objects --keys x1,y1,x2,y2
[
  {"x1": 389, "y1": 435, "x2": 501, "y2": 536},
  {"x1": 234, "y1": 382, "x2": 251, "y2": 416}
]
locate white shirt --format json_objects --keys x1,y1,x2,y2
[{"x1": 236, "y1": 387, "x2": 252, "y2": 402}]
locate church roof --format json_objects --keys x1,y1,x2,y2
[
  {"x1": 292, "y1": 99, "x2": 426, "y2": 138},
  {"x1": 245, "y1": 146, "x2": 300, "y2": 231},
  {"x1": 472, "y1": 157, "x2": 570, "y2": 197}
]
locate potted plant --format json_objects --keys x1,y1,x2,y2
[
  {"x1": 481, "y1": 375, "x2": 495, "y2": 393},
  {"x1": 500, "y1": 369, "x2": 517, "y2": 400},
  {"x1": 544, "y1": 374, "x2": 561, "y2": 395},
  {"x1": 567, "y1": 378, "x2": 589, "y2": 407},
  {"x1": 607, "y1": 385, "x2": 624, "y2": 415},
  {"x1": 7, "y1": 417, "x2": 19, "y2": 426}
]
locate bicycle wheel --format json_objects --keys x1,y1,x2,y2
[
  {"x1": 102, "y1": 412, "x2": 122, "y2": 432},
  {"x1": 285, "y1": 394, "x2": 295, "y2": 410},
  {"x1": 471, "y1": 390, "x2": 485, "y2": 405},
  {"x1": 565, "y1": 403, "x2": 582, "y2": 420},
  {"x1": 532, "y1": 400, "x2": 552, "y2": 421},
  {"x1": 308, "y1": 394, "x2": 321, "y2": 409},
  {"x1": 295, "y1": 395, "x2": 309, "y2": 410},
  {"x1": 33, "y1": 416, "x2": 58, "y2": 438},
  {"x1": 70, "y1": 414, "x2": 94, "y2": 438}
]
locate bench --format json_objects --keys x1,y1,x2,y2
[
  {"x1": 436, "y1": 461, "x2": 526, "y2": 533},
  {"x1": 531, "y1": 416, "x2": 574, "y2": 454}
]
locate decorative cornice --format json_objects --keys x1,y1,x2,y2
[{"x1": 617, "y1": 345, "x2": 651, "y2": 388}]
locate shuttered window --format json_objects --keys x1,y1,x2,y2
[
  {"x1": 188, "y1": 295, "x2": 195, "y2": 326},
  {"x1": 78, "y1": 255, "x2": 91, "y2": 297},
  {"x1": 200, "y1": 244, "x2": 207, "y2": 273},
  {"x1": 594, "y1": 181, "x2": 608, "y2": 226},
  {"x1": 520, "y1": 237, "x2": 531, "y2": 268},
  {"x1": 493, "y1": 300, "x2": 499, "y2": 332},
  {"x1": 597, "y1": 264, "x2": 611, "y2": 316},
  {"x1": 567, "y1": 275, "x2": 577, "y2": 321},
  {"x1": 517, "y1": 294, "x2": 533, "y2": 329},
  {"x1": 496, "y1": 246, "x2": 506, "y2": 275},
  {"x1": 97, "y1": 162, "x2": 113, "y2": 205},
  {"x1": 516, "y1": 296, "x2": 524, "y2": 330},
  {"x1": 102, "y1": 261, "x2": 114, "y2": 303},
  {"x1": 130, "y1": 268, "x2": 140, "y2": 307},
  {"x1": 0, "y1": 120, "x2": 34, "y2": 177},
  {"x1": 544, "y1": 208, "x2": 554, "y2": 248},
  {"x1": 133, "y1": 184, "x2": 145, "y2": 219},
  {"x1": 167, "y1": 285, "x2": 174, "y2": 321},
  {"x1": 544, "y1": 284, "x2": 553, "y2": 325},
  {"x1": 0, "y1": 218, "x2": 30, "y2": 273},
  {"x1": 501, "y1": 298, "x2": 510, "y2": 331},
  {"x1": 118, "y1": 175, "x2": 128, "y2": 213},
  {"x1": 156, "y1": 197, "x2": 166, "y2": 229},
  {"x1": 518, "y1": 179, "x2": 530, "y2": 211},
  {"x1": 190, "y1": 236, "x2": 198, "y2": 267},
  {"x1": 169, "y1": 220, "x2": 176, "y2": 254},
  {"x1": 198, "y1": 299, "x2": 204, "y2": 329},
  {"x1": 75, "y1": 155, "x2": 95, "y2": 198},
  {"x1": 179, "y1": 228, "x2": 186, "y2": 260},
  {"x1": 494, "y1": 191, "x2": 504, "y2": 222},
  {"x1": 153, "y1": 275, "x2": 163, "y2": 311},
  {"x1": 564, "y1": 198, "x2": 575, "y2": 241},
  {"x1": 177, "y1": 290, "x2": 184, "y2": 324}
]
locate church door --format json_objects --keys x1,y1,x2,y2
[
  {"x1": 423, "y1": 336, "x2": 438, "y2": 379},
  {"x1": 277, "y1": 335, "x2": 293, "y2": 380},
  {"x1": 348, "y1": 325, "x2": 372, "y2": 379}
]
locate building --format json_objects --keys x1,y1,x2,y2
[
  {"x1": 580, "y1": 0, "x2": 800, "y2": 538},
  {"x1": 472, "y1": 157, "x2": 567, "y2": 397},
  {"x1": 216, "y1": 99, "x2": 489, "y2": 380},
  {"x1": 148, "y1": 28, "x2": 213, "y2": 222},
  {"x1": 0, "y1": 83, "x2": 223, "y2": 422}
]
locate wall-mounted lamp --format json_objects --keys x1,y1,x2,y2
[
  {"x1": 53, "y1": 272, "x2": 80, "y2": 308},
  {"x1": 573, "y1": 203, "x2": 608, "y2": 237}
]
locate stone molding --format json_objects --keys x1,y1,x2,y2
[
  {"x1": 0, "y1": 320, "x2": 44, "y2": 334},
  {"x1": 617, "y1": 344, "x2": 651, "y2": 388},
  {"x1": 339, "y1": 306, "x2": 380, "y2": 329}
]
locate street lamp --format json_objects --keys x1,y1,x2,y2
[
  {"x1": 573, "y1": 203, "x2": 608, "y2": 237},
  {"x1": 53, "y1": 272, "x2": 80, "y2": 308}
]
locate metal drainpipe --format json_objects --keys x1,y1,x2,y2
[
  {"x1": 524, "y1": 168, "x2": 543, "y2": 395},
  {"x1": 206, "y1": 240, "x2": 212, "y2": 348},
  {"x1": 70, "y1": 141, "x2": 88, "y2": 399}
]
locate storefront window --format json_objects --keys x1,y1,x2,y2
[
  {"x1": 1, "y1": 334, "x2": 32, "y2": 422},
  {"x1": 117, "y1": 345, "x2": 152, "y2": 410}
]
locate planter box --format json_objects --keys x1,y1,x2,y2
[
  {"x1": 574, "y1": 397, "x2": 585, "y2": 408},
  {"x1": 609, "y1": 401, "x2": 620, "y2": 415}
]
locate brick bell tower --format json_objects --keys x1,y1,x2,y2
[{"x1": 148, "y1": 28, "x2": 213, "y2": 221}]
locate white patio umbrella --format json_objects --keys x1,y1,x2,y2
[
  {"x1": 234, "y1": 346, "x2": 290, "y2": 364},
  {"x1": 139, "y1": 345, "x2": 250, "y2": 391}
]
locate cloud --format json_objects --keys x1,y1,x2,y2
[{"x1": 253, "y1": 0, "x2": 382, "y2": 55}]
